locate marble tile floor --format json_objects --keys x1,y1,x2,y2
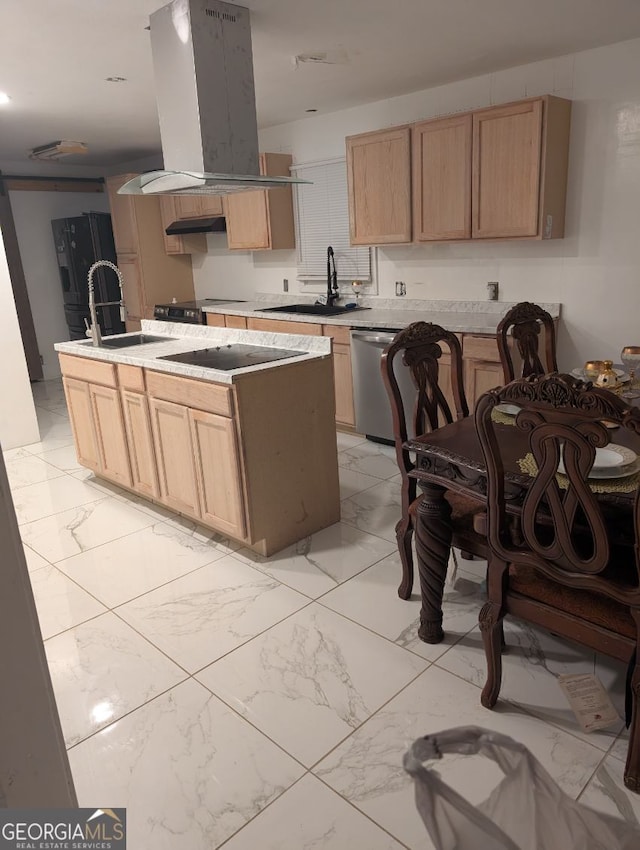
[{"x1": 3, "y1": 378, "x2": 639, "y2": 848}]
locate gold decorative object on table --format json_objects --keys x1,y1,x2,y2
[
  {"x1": 595, "y1": 360, "x2": 621, "y2": 391},
  {"x1": 583, "y1": 360, "x2": 604, "y2": 379}
]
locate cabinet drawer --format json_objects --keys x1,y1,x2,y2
[
  {"x1": 117, "y1": 364, "x2": 145, "y2": 392},
  {"x1": 463, "y1": 335, "x2": 500, "y2": 362},
  {"x1": 58, "y1": 354, "x2": 117, "y2": 387},
  {"x1": 247, "y1": 317, "x2": 322, "y2": 336},
  {"x1": 145, "y1": 369, "x2": 233, "y2": 417},
  {"x1": 205, "y1": 313, "x2": 226, "y2": 327},
  {"x1": 225, "y1": 314, "x2": 248, "y2": 329},
  {"x1": 322, "y1": 324, "x2": 351, "y2": 345}
]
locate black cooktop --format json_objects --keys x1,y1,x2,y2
[{"x1": 158, "y1": 344, "x2": 306, "y2": 371}]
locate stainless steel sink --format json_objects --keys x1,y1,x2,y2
[
  {"x1": 97, "y1": 333, "x2": 174, "y2": 349},
  {"x1": 258, "y1": 304, "x2": 370, "y2": 317}
]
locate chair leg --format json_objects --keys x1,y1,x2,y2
[
  {"x1": 396, "y1": 514, "x2": 414, "y2": 600},
  {"x1": 624, "y1": 612, "x2": 640, "y2": 793},
  {"x1": 479, "y1": 558, "x2": 509, "y2": 709}
]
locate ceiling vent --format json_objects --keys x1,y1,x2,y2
[{"x1": 29, "y1": 140, "x2": 88, "y2": 161}]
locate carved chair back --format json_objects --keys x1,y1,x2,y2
[
  {"x1": 475, "y1": 373, "x2": 640, "y2": 599},
  {"x1": 382, "y1": 322, "x2": 468, "y2": 506},
  {"x1": 497, "y1": 302, "x2": 558, "y2": 383}
]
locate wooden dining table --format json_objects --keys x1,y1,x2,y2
[{"x1": 407, "y1": 413, "x2": 640, "y2": 645}]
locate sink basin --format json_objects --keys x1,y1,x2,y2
[
  {"x1": 259, "y1": 304, "x2": 370, "y2": 317},
  {"x1": 97, "y1": 333, "x2": 174, "y2": 349}
]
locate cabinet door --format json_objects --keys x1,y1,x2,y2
[
  {"x1": 472, "y1": 100, "x2": 543, "y2": 238},
  {"x1": 225, "y1": 315, "x2": 247, "y2": 329},
  {"x1": 62, "y1": 377, "x2": 99, "y2": 471},
  {"x1": 246, "y1": 317, "x2": 322, "y2": 336},
  {"x1": 199, "y1": 195, "x2": 224, "y2": 216},
  {"x1": 121, "y1": 391, "x2": 159, "y2": 498},
  {"x1": 116, "y1": 254, "x2": 143, "y2": 321},
  {"x1": 105, "y1": 174, "x2": 138, "y2": 254},
  {"x1": 225, "y1": 189, "x2": 270, "y2": 249},
  {"x1": 464, "y1": 359, "x2": 504, "y2": 410},
  {"x1": 333, "y1": 343, "x2": 355, "y2": 426},
  {"x1": 413, "y1": 115, "x2": 471, "y2": 241},
  {"x1": 346, "y1": 127, "x2": 412, "y2": 245},
  {"x1": 159, "y1": 197, "x2": 184, "y2": 255},
  {"x1": 174, "y1": 196, "x2": 203, "y2": 219},
  {"x1": 148, "y1": 398, "x2": 200, "y2": 516},
  {"x1": 89, "y1": 384, "x2": 132, "y2": 488},
  {"x1": 189, "y1": 409, "x2": 246, "y2": 538}
]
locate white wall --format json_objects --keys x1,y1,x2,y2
[
  {"x1": 193, "y1": 37, "x2": 640, "y2": 369},
  {"x1": 10, "y1": 191, "x2": 110, "y2": 379},
  {"x1": 0, "y1": 230, "x2": 39, "y2": 450}
]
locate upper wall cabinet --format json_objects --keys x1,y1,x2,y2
[
  {"x1": 346, "y1": 95, "x2": 571, "y2": 245},
  {"x1": 413, "y1": 114, "x2": 472, "y2": 241},
  {"x1": 224, "y1": 153, "x2": 296, "y2": 251},
  {"x1": 346, "y1": 126, "x2": 412, "y2": 245}
]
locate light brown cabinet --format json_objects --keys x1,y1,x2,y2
[
  {"x1": 62, "y1": 377, "x2": 99, "y2": 471},
  {"x1": 413, "y1": 115, "x2": 472, "y2": 241},
  {"x1": 346, "y1": 126, "x2": 412, "y2": 245},
  {"x1": 224, "y1": 153, "x2": 295, "y2": 251},
  {"x1": 148, "y1": 397, "x2": 201, "y2": 516},
  {"x1": 105, "y1": 174, "x2": 195, "y2": 320},
  {"x1": 190, "y1": 409, "x2": 246, "y2": 538},
  {"x1": 158, "y1": 196, "x2": 207, "y2": 256},
  {"x1": 347, "y1": 95, "x2": 571, "y2": 245},
  {"x1": 121, "y1": 390, "x2": 159, "y2": 499},
  {"x1": 59, "y1": 349, "x2": 339, "y2": 556},
  {"x1": 462, "y1": 335, "x2": 504, "y2": 410}
]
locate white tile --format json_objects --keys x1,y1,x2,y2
[
  {"x1": 233, "y1": 523, "x2": 396, "y2": 598},
  {"x1": 45, "y1": 612, "x2": 185, "y2": 747},
  {"x1": 341, "y1": 480, "x2": 402, "y2": 542},
  {"x1": 579, "y1": 753, "x2": 640, "y2": 829},
  {"x1": 222, "y1": 774, "x2": 404, "y2": 850},
  {"x1": 118, "y1": 556, "x2": 307, "y2": 672},
  {"x1": 56, "y1": 522, "x2": 227, "y2": 607},
  {"x1": 197, "y1": 604, "x2": 426, "y2": 766},
  {"x1": 30, "y1": 564, "x2": 106, "y2": 640},
  {"x1": 338, "y1": 443, "x2": 399, "y2": 480},
  {"x1": 24, "y1": 418, "x2": 75, "y2": 455},
  {"x1": 315, "y1": 666, "x2": 605, "y2": 850},
  {"x1": 336, "y1": 431, "x2": 367, "y2": 451},
  {"x1": 437, "y1": 618, "x2": 625, "y2": 752},
  {"x1": 38, "y1": 443, "x2": 83, "y2": 473},
  {"x1": 68, "y1": 680, "x2": 303, "y2": 850},
  {"x1": 321, "y1": 554, "x2": 484, "y2": 661},
  {"x1": 21, "y1": 497, "x2": 154, "y2": 562},
  {"x1": 5, "y1": 452, "x2": 66, "y2": 489},
  {"x1": 11, "y1": 475, "x2": 105, "y2": 525},
  {"x1": 339, "y1": 466, "x2": 381, "y2": 500},
  {"x1": 22, "y1": 543, "x2": 50, "y2": 573}
]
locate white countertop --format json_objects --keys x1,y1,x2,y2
[
  {"x1": 201, "y1": 295, "x2": 561, "y2": 334},
  {"x1": 54, "y1": 320, "x2": 332, "y2": 385}
]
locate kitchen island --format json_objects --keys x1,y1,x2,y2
[{"x1": 55, "y1": 321, "x2": 340, "y2": 555}]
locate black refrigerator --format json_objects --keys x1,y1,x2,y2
[{"x1": 51, "y1": 212, "x2": 125, "y2": 340}]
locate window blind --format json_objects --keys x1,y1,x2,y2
[{"x1": 292, "y1": 159, "x2": 371, "y2": 282}]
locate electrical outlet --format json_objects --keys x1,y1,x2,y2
[
  {"x1": 283, "y1": 278, "x2": 289, "y2": 292},
  {"x1": 487, "y1": 281, "x2": 499, "y2": 301},
  {"x1": 395, "y1": 281, "x2": 406, "y2": 297}
]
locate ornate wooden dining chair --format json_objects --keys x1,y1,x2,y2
[
  {"x1": 381, "y1": 322, "x2": 487, "y2": 600},
  {"x1": 475, "y1": 373, "x2": 640, "y2": 791},
  {"x1": 496, "y1": 301, "x2": 558, "y2": 382}
]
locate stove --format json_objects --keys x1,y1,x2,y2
[
  {"x1": 158, "y1": 344, "x2": 306, "y2": 371},
  {"x1": 153, "y1": 299, "x2": 245, "y2": 324}
]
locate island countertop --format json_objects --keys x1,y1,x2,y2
[
  {"x1": 200, "y1": 296, "x2": 561, "y2": 334},
  {"x1": 54, "y1": 320, "x2": 332, "y2": 385}
]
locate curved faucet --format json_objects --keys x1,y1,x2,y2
[{"x1": 87, "y1": 260, "x2": 126, "y2": 347}]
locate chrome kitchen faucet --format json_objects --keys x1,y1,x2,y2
[{"x1": 86, "y1": 260, "x2": 127, "y2": 347}]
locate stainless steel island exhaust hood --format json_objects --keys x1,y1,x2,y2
[{"x1": 119, "y1": 0, "x2": 309, "y2": 196}]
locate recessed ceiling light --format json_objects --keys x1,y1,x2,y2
[
  {"x1": 0, "y1": 92, "x2": 11, "y2": 105},
  {"x1": 105, "y1": 76, "x2": 127, "y2": 83},
  {"x1": 305, "y1": 108, "x2": 318, "y2": 113}
]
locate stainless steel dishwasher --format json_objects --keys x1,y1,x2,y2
[{"x1": 350, "y1": 328, "x2": 417, "y2": 443}]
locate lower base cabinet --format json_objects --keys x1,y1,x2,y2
[
  {"x1": 63, "y1": 377, "x2": 100, "y2": 471},
  {"x1": 89, "y1": 384, "x2": 132, "y2": 488},
  {"x1": 332, "y1": 343, "x2": 355, "y2": 426},
  {"x1": 121, "y1": 390, "x2": 159, "y2": 498},
  {"x1": 148, "y1": 397, "x2": 201, "y2": 516}
]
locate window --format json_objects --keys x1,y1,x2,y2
[{"x1": 292, "y1": 159, "x2": 371, "y2": 284}]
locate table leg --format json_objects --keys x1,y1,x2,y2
[{"x1": 415, "y1": 483, "x2": 453, "y2": 644}]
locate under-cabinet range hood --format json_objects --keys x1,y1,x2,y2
[
  {"x1": 165, "y1": 216, "x2": 226, "y2": 235},
  {"x1": 119, "y1": 0, "x2": 309, "y2": 197}
]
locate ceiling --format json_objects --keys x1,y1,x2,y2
[{"x1": 3, "y1": 0, "x2": 640, "y2": 168}]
